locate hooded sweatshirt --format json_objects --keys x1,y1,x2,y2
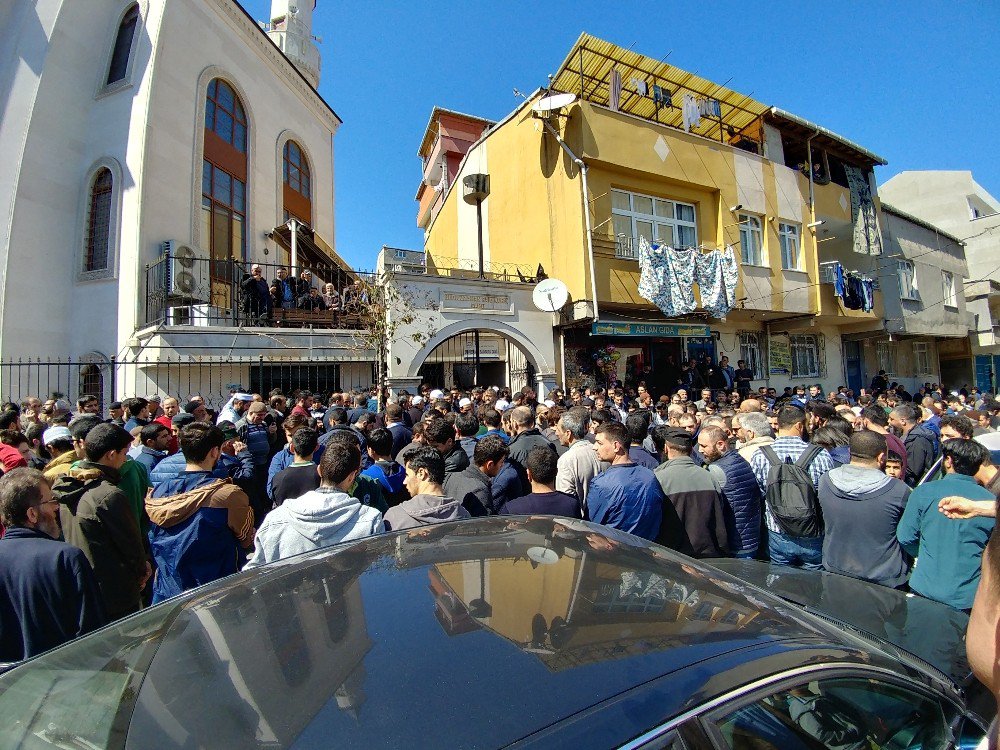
[
  {"x1": 361, "y1": 460, "x2": 408, "y2": 507},
  {"x1": 146, "y1": 472, "x2": 254, "y2": 603},
  {"x1": 817, "y1": 464, "x2": 911, "y2": 588},
  {"x1": 383, "y1": 493, "x2": 470, "y2": 531},
  {"x1": 245, "y1": 487, "x2": 384, "y2": 568}
]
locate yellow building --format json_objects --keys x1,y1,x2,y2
[{"x1": 416, "y1": 33, "x2": 888, "y2": 395}]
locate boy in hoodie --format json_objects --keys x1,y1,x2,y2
[
  {"x1": 246, "y1": 441, "x2": 383, "y2": 568},
  {"x1": 817, "y1": 430, "x2": 911, "y2": 589},
  {"x1": 145, "y1": 423, "x2": 255, "y2": 603},
  {"x1": 361, "y1": 428, "x2": 408, "y2": 508},
  {"x1": 271, "y1": 427, "x2": 321, "y2": 506},
  {"x1": 384, "y1": 447, "x2": 470, "y2": 531},
  {"x1": 51, "y1": 423, "x2": 150, "y2": 620}
]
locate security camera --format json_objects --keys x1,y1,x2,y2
[{"x1": 729, "y1": 204, "x2": 743, "y2": 212}]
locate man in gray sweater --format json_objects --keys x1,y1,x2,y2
[
  {"x1": 384, "y1": 448, "x2": 470, "y2": 531},
  {"x1": 817, "y1": 430, "x2": 911, "y2": 588}
]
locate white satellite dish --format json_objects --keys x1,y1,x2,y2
[
  {"x1": 533, "y1": 278, "x2": 569, "y2": 312},
  {"x1": 533, "y1": 92, "x2": 578, "y2": 116}
]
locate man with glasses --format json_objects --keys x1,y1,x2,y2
[
  {"x1": 240, "y1": 263, "x2": 272, "y2": 324},
  {"x1": 0, "y1": 468, "x2": 106, "y2": 661}
]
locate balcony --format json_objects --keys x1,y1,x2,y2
[{"x1": 144, "y1": 256, "x2": 375, "y2": 331}]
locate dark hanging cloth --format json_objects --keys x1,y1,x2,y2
[{"x1": 843, "y1": 276, "x2": 865, "y2": 310}]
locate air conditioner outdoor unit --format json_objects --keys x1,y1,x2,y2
[{"x1": 162, "y1": 240, "x2": 210, "y2": 303}]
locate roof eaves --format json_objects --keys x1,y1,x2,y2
[
  {"x1": 417, "y1": 106, "x2": 496, "y2": 157},
  {"x1": 880, "y1": 202, "x2": 966, "y2": 246},
  {"x1": 768, "y1": 107, "x2": 886, "y2": 166}
]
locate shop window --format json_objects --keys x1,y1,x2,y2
[
  {"x1": 739, "y1": 213, "x2": 764, "y2": 266},
  {"x1": 611, "y1": 188, "x2": 697, "y2": 259},
  {"x1": 739, "y1": 332, "x2": 765, "y2": 379},
  {"x1": 790, "y1": 334, "x2": 819, "y2": 378}
]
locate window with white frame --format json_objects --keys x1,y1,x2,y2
[
  {"x1": 942, "y1": 271, "x2": 957, "y2": 308},
  {"x1": 611, "y1": 189, "x2": 698, "y2": 259},
  {"x1": 790, "y1": 334, "x2": 819, "y2": 378},
  {"x1": 876, "y1": 340, "x2": 897, "y2": 377},
  {"x1": 913, "y1": 342, "x2": 932, "y2": 375},
  {"x1": 778, "y1": 222, "x2": 801, "y2": 270},
  {"x1": 739, "y1": 213, "x2": 764, "y2": 266},
  {"x1": 739, "y1": 332, "x2": 765, "y2": 379},
  {"x1": 897, "y1": 260, "x2": 918, "y2": 300}
]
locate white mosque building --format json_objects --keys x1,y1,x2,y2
[{"x1": 0, "y1": 1, "x2": 373, "y2": 407}]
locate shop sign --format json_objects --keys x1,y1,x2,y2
[
  {"x1": 441, "y1": 292, "x2": 513, "y2": 314},
  {"x1": 463, "y1": 341, "x2": 502, "y2": 360},
  {"x1": 591, "y1": 321, "x2": 710, "y2": 337},
  {"x1": 769, "y1": 336, "x2": 792, "y2": 375}
]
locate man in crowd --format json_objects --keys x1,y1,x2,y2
[
  {"x1": 423, "y1": 416, "x2": 469, "y2": 477},
  {"x1": 146, "y1": 423, "x2": 255, "y2": 602},
  {"x1": 236, "y1": 400, "x2": 278, "y2": 519},
  {"x1": 183, "y1": 399, "x2": 210, "y2": 423},
  {"x1": 129, "y1": 422, "x2": 172, "y2": 476},
  {"x1": 653, "y1": 426, "x2": 728, "y2": 557},
  {"x1": 122, "y1": 397, "x2": 150, "y2": 432},
  {"x1": 51, "y1": 423, "x2": 149, "y2": 621},
  {"x1": 625, "y1": 411, "x2": 659, "y2": 469},
  {"x1": 443, "y1": 435, "x2": 509, "y2": 516},
  {"x1": 455, "y1": 413, "x2": 480, "y2": 461},
  {"x1": 818, "y1": 430, "x2": 911, "y2": 588},
  {"x1": 0, "y1": 468, "x2": 106, "y2": 662},
  {"x1": 855, "y1": 404, "x2": 908, "y2": 479},
  {"x1": 889, "y1": 403, "x2": 937, "y2": 487},
  {"x1": 587, "y1": 422, "x2": 662, "y2": 541},
  {"x1": 76, "y1": 394, "x2": 100, "y2": 417},
  {"x1": 750, "y1": 406, "x2": 834, "y2": 569},
  {"x1": 384, "y1": 403, "x2": 412, "y2": 461},
  {"x1": 735, "y1": 411, "x2": 774, "y2": 463},
  {"x1": 507, "y1": 406, "x2": 557, "y2": 491},
  {"x1": 500, "y1": 445, "x2": 582, "y2": 517},
  {"x1": 555, "y1": 407, "x2": 604, "y2": 512},
  {"x1": 898, "y1": 439, "x2": 996, "y2": 611},
  {"x1": 361, "y1": 427, "x2": 408, "y2": 508},
  {"x1": 271, "y1": 427, "x2": 321, "y2": 506},
  {"x1": 153, "y1": 397, "x2": 180, "y2": 454},
  {"x1": 699, "y1": 424, "x2": 760, "y2": 558},
  {"x1": 217, "y1": 392, "x2": 252, "y2": 426},
  {"x1": 384, "y1": 447, "x2": 470, "y2": 530},
  {"x1": 246, "y1": 440, "x2": 383, "y2": 568}
]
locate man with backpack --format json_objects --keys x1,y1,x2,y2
[{"x1": 749, "y1": 405, "x2": 835, "y2": 570}]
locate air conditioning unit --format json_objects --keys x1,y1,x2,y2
[{"x1": 161, "y1": 240, "x2": 210, "y2": 303}]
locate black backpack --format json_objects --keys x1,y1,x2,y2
[{"x1": 760, "y1": 445, "x2": 824, "y2": 538}]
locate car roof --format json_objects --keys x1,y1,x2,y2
[
  {"x1": 0, "y1": 518, "x2": 882, "y2": 749},
  {"x1": 706, "y1": 558, "x2": 972, "y2": 686}
]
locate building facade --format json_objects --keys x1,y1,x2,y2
[
  {"x1": 0, "y1": 1, "x2": 373, "y2": 408},
  {"x1": 404, "y1": 33, "x2": 892, "y2": 396},
  {"x1": 880, "y1": 171, "x2": 1000, "y2": 393}
]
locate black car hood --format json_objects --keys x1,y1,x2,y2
[{"x1": 705, "y1": 559, "x2": 972, "y2": 687}]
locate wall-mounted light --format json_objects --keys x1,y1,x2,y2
[
  {"x1": 807, "y1": 220, "x2": 825, "y2": 229},
  {"x1": 729, "y1": 204, "x2": 743, "y2": 212}
]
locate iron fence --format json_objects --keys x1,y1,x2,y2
[
  {"x1": 424, "y1": 256, "x2": 543, "y2": 284},
  {"x1": 0, "y1": 356, "x2": 377, "y2": 413},
  {"x1": 145, "y1": 255, "x2": 377, "y2": 329}
]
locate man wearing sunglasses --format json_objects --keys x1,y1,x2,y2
[{"x1": 0, "y1": 468, "x2": 106, "y2": 662}]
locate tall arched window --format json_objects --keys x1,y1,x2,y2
[
  {"x1": 202, "y1": 79, "x2": 248, "y2": 277},
  {"x1": 85, "y1": 169, "x2": 113, "y2": 272},
  {"x1": 106, "y1": 4, "x2": 140, "y2": 85},
  {"x1": 282, "y1": 140, "x2": 311, "y2": 224}
]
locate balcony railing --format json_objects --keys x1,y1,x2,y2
[{"x1": 144, "y1": 256, "x2": 376, "y2": 330}]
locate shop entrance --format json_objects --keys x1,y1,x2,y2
[{"x1": 416, "y1": 330, "x2": 537, "y2": 392}]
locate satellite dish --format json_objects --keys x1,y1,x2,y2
[
  {"x1": 533, "y1": 278, "x2": 569, "y2": 312},
  {"x1": 533, "y1": 92, "x2": 578, "y2": 116},
  {"x1": 526, "y1": 546, "x2": 559, "y2": 565}
]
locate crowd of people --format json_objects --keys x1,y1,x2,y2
[
  {"x1": 239, "y1": 264, "x2": 371, "y2": 323},
  {"x1": 2, "y1": 369, "x2": 1000, "y2": 671}
]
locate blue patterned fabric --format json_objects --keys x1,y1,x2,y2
[
  {"x1": 695, "y1": 245, "x2": 739, "y2": 318},
  {"x1": 637, "y1": 237, "x2": 697, "y2": 317}
]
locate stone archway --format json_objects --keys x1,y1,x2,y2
[{"x1": 404, "y1": 319, "x2": 550, "y2": 380}]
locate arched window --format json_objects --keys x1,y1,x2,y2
[
  {"x1": 282, "y1": 140, "x2": 311, "y2": 224},
  {"x1": 85, "y1": 169, "x2": 113, "y2": 272},
  {"x1": 106, "y1": 4, "x2": 140, "y2": 85},
  {"x1": 202, "y1": 79, "x2": 248, "y2": 275}
]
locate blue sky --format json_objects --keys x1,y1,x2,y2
[{"x1": 244, "y1": 1, "x2": 1000, "y2": 269}]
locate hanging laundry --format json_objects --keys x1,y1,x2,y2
[
  {"x1": 833, "y1": 263, "x2": 846, "y2": 300},
  {"x1": 609, "y1": 68, "x2": 622, "y2": 112},
  {"x1": 631, "y1": 77, "x2": 647, "y2": 96},
  {"x1": 653, "y1": 85, "x2": 672, "y2": 107},
  {"x1": 844, "y1": 164, "x2": 883, "y2": 256},
  {"x1": 695, "y1": 245, "x2": 739, "y2": 318},
  {"x1": 698, "y1": 98, "x2": 722, "y2": 118},
  {"x1": 682, "y1": 94, "x2": 701, "y2": 132},
  {"x1": 842, "y1": 275, "x2": 865, "y2": 310},
  {"x1": 860, "y1": 278, "x2": 875, "y2": 312},
  {"x1": 637, "y1": 236, "x2": 697, "y2": 317}
]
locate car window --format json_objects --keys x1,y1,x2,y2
[{"x1": 711, "y1": 676, "x2": 953, "y2": 750}]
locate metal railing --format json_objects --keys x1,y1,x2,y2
[
  {"x1": 145, "y1": 256, "x2": 377, "y2": 330},
  {"x1": 423, "y1": 256, "x2": 543, "y2": 283}
]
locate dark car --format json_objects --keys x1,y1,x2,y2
[{"x1": 0, "y1": 517, "x2": 990, "y2": 749}]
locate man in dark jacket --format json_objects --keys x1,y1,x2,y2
[
  {"x1": 0, "y1": 468, "x2": 106, "y2": 662},
  {"x1": 320, "y1": 407, "x2": 372, "y2": 469},
  {"x1": 818, "y1": 430, "x2": 911, "y2": 588},
  {"x1": 383, "y1": 403, "x2": 412, "y2": 461},
  {"x1": 129, "y1": 422, "x2": 171, "y2": 477},
  {"x1": 506, "y1": 406, "x2": 557, "y2": 493},
  {"x1": 500, "y1": 445, "x2": 581, "y2": 518},
  {"x1": 455, "y1": 412, "x2": 480, "y2": 461},
  {"x1": 424, "y1": 416, "x2": 470, "y2": 475},
  {"x1": 146, "y1": 423, "x2": 255, "y2": 603},
  {"x1": 653, "y1": 426, "x2": 728, "y2": 558},
  {"x1": 444, "y1": 435, "x2": 508, "y2": 516},
  {"x1": 699, "y1": 425, "x2": 761, "y2": 558},
  {"x1": 51, "y1": 424, "x2": 150, "y2": 621},
  {"x1": 240, "y1": 264, "x2": 272, "y2": 324},
  {"x1": 889, "y1": 404, "x2": 937, "y2": 487}
]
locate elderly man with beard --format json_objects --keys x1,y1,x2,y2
[
  {"x1": 699, "y1": 425, "x2": 761, "y2": 559},
  {"x1": 0, "y1": 468, "x2": 106, "y2": 661}
]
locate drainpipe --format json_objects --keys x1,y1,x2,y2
[
  {"x1": 541, "y1": 119, "x2": 599, "y2": 324},
  {"x1": 806, "y1": 131, "x2": 818, "y2": 212}
]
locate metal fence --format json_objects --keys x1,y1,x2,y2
[
  {"x1": 0, "y1": 356, "x2": 377, "y2": 413},
  {"x1": 145, "y1": 255, "x2": 377, "y2": 329}
]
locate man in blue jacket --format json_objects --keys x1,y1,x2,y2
[
  {"x1": 897, "y1": 439, "x2": 996, "y2": 611},
  {"x1": 587, "y1": 422, "x2": 662, "y2": 541},
  {"x1": 0, "y1": 468, "x2": 105, "y2": 661}
]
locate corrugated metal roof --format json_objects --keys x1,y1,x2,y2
[{"x1": 767, "y1": 107, "x2": 887, "y2": 166}]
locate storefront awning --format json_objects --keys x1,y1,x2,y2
[{"x1": 271, "y1": 224, "x2": 360, "y2": 287}]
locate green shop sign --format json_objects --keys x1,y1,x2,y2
[{"x1": 591, "y1": 321, "x2": 711, "y2": 337}]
